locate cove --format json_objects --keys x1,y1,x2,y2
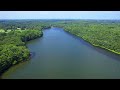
[{"x1": 1, "y1": 27, "x2": 120, "y2": 79}]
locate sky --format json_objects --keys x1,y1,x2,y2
[{"x1": 0, "y1": 11, "x2": 120, "y2": 20}]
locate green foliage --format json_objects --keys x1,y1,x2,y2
[
  {"x1": 19, "y1": 30, "x2": 43, "y2": 42},
  {"x1": 0, "y1": 20, "x2": 51, "y2": 30},
  {"x1": 0, "y1": 20, "x2": 47, "y2": 74},
  {"x1": 53, "y1": 20, "x2": 120, "y2": 54}
]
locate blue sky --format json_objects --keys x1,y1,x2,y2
[{"x1": 0, "y1": 11, "x2": 120, "y2": 20}]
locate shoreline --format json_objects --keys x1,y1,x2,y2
[
  {"x1": 49, "y1": 26, "x2": 120, "y2": 55},
  {"x1": 0, "y1": 31, "x2": 44, "y2": 78},
  {"x1": 64, "y1": 30, "x2": 120, "y2": 55},
  {"x1": 0, "y1": 27, "x2": 51, "y2": 78}
]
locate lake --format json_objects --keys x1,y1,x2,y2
[{"x1": 1, "y1": 27, "x2": 120, "y2": 79}]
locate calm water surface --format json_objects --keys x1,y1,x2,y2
[{"x1": 2, "y1": 27, "x2": 120, "y2": 79}]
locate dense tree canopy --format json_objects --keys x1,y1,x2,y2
[
  {"x1": 0, "y1": 20, "x2": 51, "y2": 30},
  {"x1": 0, "y1": 20, "x2": 49, "y2": 75}
]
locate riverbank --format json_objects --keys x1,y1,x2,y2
[
  {"x1": 64, "y1": 30, "x2": 120, "y2": 55},
  {"x1": 50, "y1": 26, "x2": 120, "y2": 55},
  {"x1": 0, "y1": 30, "x2": 43, "y2": 76},
  {"x1": 2, "y1": 27, "x2": 120, "y2": 79}
]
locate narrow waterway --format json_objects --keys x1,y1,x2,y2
[{"x1": 2, "y1": 27, "x2": 120, "y2": 79}]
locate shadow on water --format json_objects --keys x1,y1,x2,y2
[
  {"x1": 64, "y1": 30, "x2": 120, "y2": 62},
  {"x1": 92, "y1": 46, "x2": 120, "y2": 62}
]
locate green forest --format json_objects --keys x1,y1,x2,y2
[
  {"x1": 0, "y1": 20, "x2": 50, "y2": 75},
  {"x1": 0, "y1": 19, "x2": 120, "y2": 75}
]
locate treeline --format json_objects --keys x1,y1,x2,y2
[
  {"x1": 52, "y1": 20, "x2": 120, "y2": 54},
  {"x1": 0, "y1": 20, "x2": 49, "y2": 75},
  {"x1": 0, "y1": 20, "x2": 51, "y2": 30}
]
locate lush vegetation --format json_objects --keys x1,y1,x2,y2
[
  {"x1": 52, "y1": 20, "x2": 120, "y2": 54},
  {"x1": 0, "y1": 20, "x2": 51, "y2": 30},
  {"x1": 1, "y1": 19, "x2": 120, "y2": 75},
  {"x1": 0, "y1": 20, "x2": 51, "y2": 75}
]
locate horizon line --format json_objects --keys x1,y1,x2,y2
[{"x1": 0, "y1": 19, "x2": 120, "y2": 20}]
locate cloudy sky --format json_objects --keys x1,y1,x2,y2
[{"x1": 0, "y1": 11, "x2": 120, "y2": 20}]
